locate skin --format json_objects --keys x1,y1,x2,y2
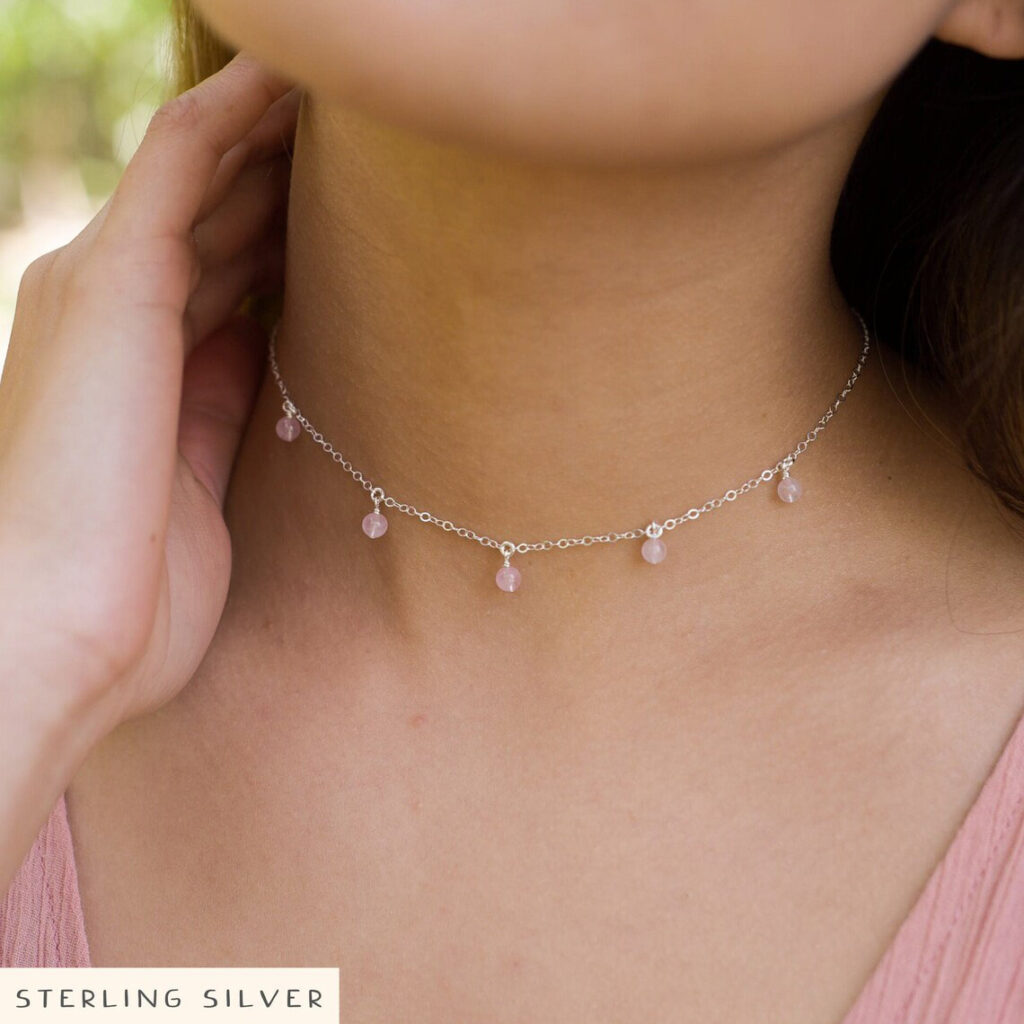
[
  {"x1": 2, "y1": 0, "x2": 1024, "y2": 1021},
  {"x1": 187, "y1": 0, "x2": 1024, "y2": 162}
]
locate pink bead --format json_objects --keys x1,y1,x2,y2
[
  {"x1": 495, "y1": 566, "x2": 522, "y2": 592},
  {"x1": 641, "y1": 537, "x2": 667, "y2": 564},
  {"x1": 362, "y1": 511, "x2": 389, "y2": 538},
  {"x1": 777, "y1": 476, "x2": 803, "y2": 503},
  {"x1": 275, "y1": 415, "x2": 301, "y2": 442}
]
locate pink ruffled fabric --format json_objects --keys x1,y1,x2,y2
[
  {"x1": 3, "y1": 715, "x2": 1024, "y2": 1020},
  {"x1": 842, "y1": 711, "x2": 1024, "y2": 1023},
  {"x1": 1, "y1": 792, "x2": 90, "y2": 967}
]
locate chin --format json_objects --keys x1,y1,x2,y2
[{"x1": 190, "y1": 0, "x2": 950, "y2": 164}]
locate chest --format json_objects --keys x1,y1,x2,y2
[{"x1": 66, "y1": 634, "x2": 1024, "y2": 1024}]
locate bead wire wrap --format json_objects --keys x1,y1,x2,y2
[{"x1": 267, "y1": 311, "x2": 871, "y2": 582}]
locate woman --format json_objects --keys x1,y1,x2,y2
[{"x1": 2, "y1": 0, "x2": 1023, "y2": 1019}]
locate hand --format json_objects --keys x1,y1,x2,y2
[{"x1": 0, "y1": 51, "x2": 299, "y2": 731}]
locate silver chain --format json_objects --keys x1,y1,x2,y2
[{"x1": 266, "y1": 311, "x2": 871, "y2": 559}]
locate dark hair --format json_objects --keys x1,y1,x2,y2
[{"x1": 831, "y1": 39, "x2": 1024, "y2": 518}]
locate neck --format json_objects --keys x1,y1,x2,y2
[{"x1": 232, "y1": 93, "x2": 900, "y2": 637}]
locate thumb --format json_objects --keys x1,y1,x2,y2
[{"x1": 178, "y1": 313, "x2": 267, "y2": 508}]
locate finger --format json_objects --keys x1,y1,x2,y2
[
  {"x1": 184, "y1": 230, "x2": 285, "y2": 348},
  {"x1": 193, "y1": 153, "x2": 291, "y2": 268},
  {"x1": 103, "y1": 51, "x2": 294, "y2": 244},
  {"x1": 63, "y1": 86, "x2": 297, "y2": 257},
  {"x1": 196, "y1": 86, "x2": 301, "y2": 224},
  {"x1": 178, "y1": 314, "x2": 268, "y2": 508}
]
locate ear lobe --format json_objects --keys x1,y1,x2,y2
[{"x1": 934, "y1": 0, "x2": 1024, "y2": 59}]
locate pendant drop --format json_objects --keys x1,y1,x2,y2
[
  {"x1": 641, "y1": 522, "x2": 667, "y2": 564},
  {"x1": 275, "y1": 400, "x2": 301, "y2": 442},
  {"x1": 777, "y1": 458, "x2": 803, "y2": 503},
  {"x1": 362, "y1": 486, "x2": 389, "y2": 538},
  {"x1": 495, "y1": 541, "x2": 522, "y2": 592}
]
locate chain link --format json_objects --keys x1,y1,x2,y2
[{"x1": 267, "y1": 311, "x2": 871, "y2": 557}]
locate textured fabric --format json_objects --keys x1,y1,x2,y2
[
  {"x1": 0, "y1": 791, "x2": 90, "y2": 967},
  {"x1": 2, "y1": 718, "x2": 1024, "y2": 1020},
  {"x1": 842, "y1": 703, "x2": 1024, "y2": 1023}
]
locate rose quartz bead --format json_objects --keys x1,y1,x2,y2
[
  {"x1": 362, "y1": 511, "x2": 389, "y2": 538},
  {"x1": 495, "y1": 566, "x2": 522, "y2": 592},
  {"x1": 275, "y1": 415, "x2": 301, "y2": 442},
  {"x1": 641, "y1": 537, "x2": 667, "y2": 564},
  {"x1": 777, "y1": 476, "x2": 803, "y2": 503}
]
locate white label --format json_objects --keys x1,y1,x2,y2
[{"x1": 0, "y1": 968, "x2": 339, "y2": 1022}]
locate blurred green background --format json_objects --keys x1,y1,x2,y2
[{"x1": 0, "y1": 0, "x2": 172, "y2": 362}]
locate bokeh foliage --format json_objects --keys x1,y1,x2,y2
[{"x1": 0, "y1": 0, "x2": 172, "y2": 225}]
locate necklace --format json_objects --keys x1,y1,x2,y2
[{"x1": 267, "y1": 312, "x2": 871, "y2": 592}]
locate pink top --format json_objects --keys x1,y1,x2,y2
[{"x1": 3, "y1": 717, "x2": 1024, "y2": 1020}]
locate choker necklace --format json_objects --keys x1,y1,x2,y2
[{"x1": 267, "y1": 312, "x2": 871, "y2": 593}]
